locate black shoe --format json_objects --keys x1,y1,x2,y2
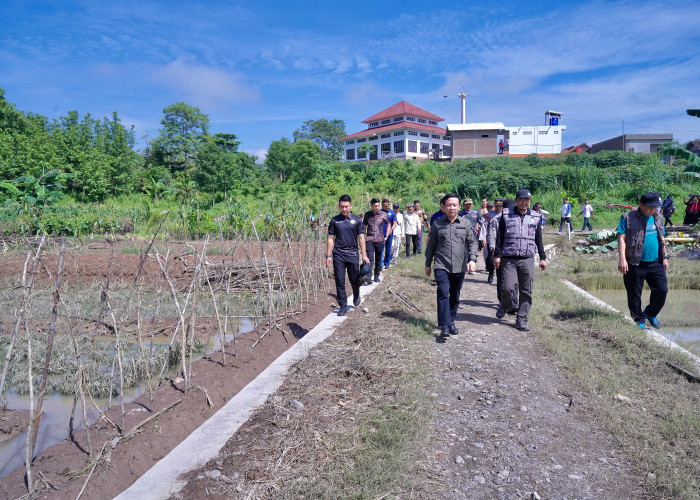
[
  {"x1": 515, "y1": 320, "x2": 530, "y2": 331},
  {"x1": 487, "y1": 273, "x2": 494, "y2": 284},
  {"x1": 448, "y1": 324, "x2": 459, "y2": 335},
  {"x1": 496, "y1": 305, "x2": 506, "y2": 319},
  {"x1": 337, "y1": 306, "x2": 349, "y2": 317},
  {"x1": 439, "y1": 325, "x2": 450, "y2": 337},
  {"x1": 373, "y1": 276, "x2": 381, "y2": 283},
  {"x1": 507, "y1": 308, "x2": 518, "y2": 315},
  {"x1": 353, "y1": 295, "x2": 361, "y2": 307}
]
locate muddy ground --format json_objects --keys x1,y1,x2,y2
[{"x1": 0, "y1": 239, "x2": 336, "y2": 499}]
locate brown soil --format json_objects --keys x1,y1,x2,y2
[
  {"x1": 0, "y1": 240, "x2": 339, "y2": 500},
  {"x1": 0, "y1": 410, "x2": 29, "y2": 443}
]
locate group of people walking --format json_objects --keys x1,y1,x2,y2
[
  {"x1": 557, "y1": 197, "x2": 595, "y2": 234},
  {"x1": 327, "y1": 189, "x2": 672, "y2": 337}
]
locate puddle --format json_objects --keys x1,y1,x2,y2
[
  {"x1": 0, "y1": 317, "x2": 254, "y2": 478},
  {"x1": 589, "y1": 289, "x2": 700, "y2": 356}
]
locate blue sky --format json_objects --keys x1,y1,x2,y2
[{"x1": 1, "y1": 0, "x2": 699, "y2": 160}]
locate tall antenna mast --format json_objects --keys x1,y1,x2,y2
[{"x1": 457, "y1": 91, "x2": 469, "y2": 124}]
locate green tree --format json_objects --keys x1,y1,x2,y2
[
  {"x1": 289, "y1": 139, "x2": 321, "y2": 182},
  {"x1": 153, "y1": 102, "x2": 209, "y2": 174},
  {"x1": 293, "y1": 119, "x2": 346, "y2": 161},
  {"x1": 193, "y1": 133, "x2": 257, "y2": 195},
  {"x1": 265, "y1": 138, "x2": 293, "y2": 181}
]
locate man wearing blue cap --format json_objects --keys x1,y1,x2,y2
[
  {"x1": 327, "y1": 195, "x2": 370, "y2": 316},
  {"x1": 617, "y1": 192, "x2": 669, "y2": 329},
  {"x1": 493, "y1": 189, "x2": 547, "y2": 331}
]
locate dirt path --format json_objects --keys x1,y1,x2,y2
[
  {"x1": 171, "y1": 262, "x2": 650, "y2": 499},
  {"x1": 426, "y1": 272, "x2": 648, "y2": 498}
]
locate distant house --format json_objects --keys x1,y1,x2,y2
[
  {"x1": 561, "y1": 143, "x2": 591, "y2": 154},
  {"x1": 447, "y1": 110, "x2": 566, "y2": 159},
  {"x1": 590, "y1": 133, "x2": 673, "y2": 154},
  {"x1": 341, "y1": 101, "x2": 451, "y2": 161}
]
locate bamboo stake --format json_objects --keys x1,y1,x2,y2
[{"x1": 0, "y1": 234, "x2": 45, "y2": 404}]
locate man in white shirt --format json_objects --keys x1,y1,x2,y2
[
  {"x1": 579, "y1": 199, "x2": 593, "y2": 231},
  {"x1": 391, "y1": 203, "x2": 404, "y2": 265}
]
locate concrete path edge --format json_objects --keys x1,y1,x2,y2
[{"x1": 114, "y1": 283, "x2": 379, "y2": 500}]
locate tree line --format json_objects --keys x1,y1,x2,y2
[{"x1": 0, "y1": 88, "x2": 347, "y2": 204}]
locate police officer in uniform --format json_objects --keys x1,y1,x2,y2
[{"x1": 493, "y1": 189, "x2": 547, "y2": 331}]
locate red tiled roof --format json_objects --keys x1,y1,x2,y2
[
  {"x1": 341, "y1": 122, "x2": 447, "y2": 141},
  {"x1": 561, "y1": 143, "x2": 591, "y2": 154},
  {"x1": 362, "y1": 100, "x2": 444, "y2": 124}
]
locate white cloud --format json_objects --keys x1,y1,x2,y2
[{"x1": 150, "y1": 58, "x2": 261, "y2": 107}]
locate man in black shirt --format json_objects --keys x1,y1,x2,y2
[{"x1": 327, "y1": 195, "x2": 370, "y2": 316}]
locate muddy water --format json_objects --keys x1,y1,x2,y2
[
  {"x1": 0, "y1": 318, "x2": 254, "y2": 478},
  {"x1": 589, "y1": 289, "x2": 700, "y2": 356}
]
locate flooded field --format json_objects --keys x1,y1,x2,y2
[{"x1": 590, "y1": 289, "x2": 700, "y2": 356}]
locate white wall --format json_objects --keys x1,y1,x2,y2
[{"x1": 505, "y1": 125, "x2": 566, "y2": 155}]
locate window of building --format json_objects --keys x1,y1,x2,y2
[
  {"x1": 443, "y1": 145, "x2": 452, "y2": 156},
  {"x1": 523, "y1": 131, "x2": 533, "y2": 135},
  {"x1": 420, "y1": 142, "x2": 429, "y2": 154},
  {"x1": 381, "y1": 142, "x2": 391, "y2": 155},
  {"x1": 432, "y1": 143, "x2": 439, "y2": 151},
  {"x1": 406, "y1": 116, "x2": 416, "y2": 122},
  {"x1": 408, "y1": 131, "x2": 418, "y2": 136},
  {"x1": 512, "y1": 131, "x2": 518, "y2": 135},
  {"x1": 394, "y1": 140, "x2": 404, "y2": 154},
  {"x1": 393, "y1": 131, "x2": 404, "y2": 136},
  {"x1": 380, "y1": 133, "x2": 391, "y2": 138},
  {"x1": 369, "y1": 122, "x2": 378, "y2": 127},
  {"x1": 443, "y1": 135, "x2": 449, "y2": 140},
  {"x1": 381, "y1": 119, "x2": 390, "y2": 125},
  {"x1": 346, "y1": 148, "x2": 355, "y2": 160},
  {"x1": 358, "y1": 148, "x2": 367, "y2": 159},
  {"x1": 429, "y1": 120, "x2": 437, "y2": 125},
  {"x1": 393, "y1": 117, "x2": 403, "y2": 122},
  {"x1": 370, "y1": 149, "x2": 378, "y2": 160},
  {"x1": 431, "y1": 134, "x2": 440, "y2": 139},
  {"x1": 539, "y1": 130, "x2": 548, "y2": 135},
  {"x1": 481, "y1": 134, "x2": 489, "y2": 138},
  {"x1": 420, "y1": 132, "x2": 429, "y2": 137},
  {"x1": 357, "y1": 137, "x2": 366, "y2": 143},
  {"x1": 418, "y1": 118, "x2": 427, "y2": 124},
  {"x1": 346, "y1": 140, "x2": 355, "y2": 145},
  {"x1": 553, "y1": 130, "x2": 559, "y2": 135},
  {"x1": 369, "y1": 135, "x2": 378, "y2": 141},
  {"x1": 408, "y1": 140, "x2": 417, "y2": 153}
]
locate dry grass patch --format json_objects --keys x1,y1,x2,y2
[{"x1": 530, "y1": 273, "x2": 700, "y2": 499}]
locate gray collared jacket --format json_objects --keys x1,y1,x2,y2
[{"x1": 424, "y1": 215, "x2": 479, "y2": 273}]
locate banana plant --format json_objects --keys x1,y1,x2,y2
[{"x1": 662, "y1": 110, "x2": 700, "y2": 178}]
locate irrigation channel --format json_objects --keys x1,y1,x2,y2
[
  {"x1": 589, "y1": 289, "x2": 700, "y2": 356},
  {"x1": 0, "y1": 210, "x2": 332, "y2": 492}
]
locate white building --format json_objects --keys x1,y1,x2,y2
[{"x1": 341, "y1": 101, "x2": 451, "y2": 161}]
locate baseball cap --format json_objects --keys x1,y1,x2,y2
[
  {"x1": 516, "y1": 189, "x2": 532, "y2": 200},
  {"x1": 640, "y1": 192, "x2": 662, "y2": 207},
  {"x1": 359, "y1": 263, "x2": 372, "y2": 277},
  {"x1": 392, "y1": 203, "x2": 399, "y2": 208}
]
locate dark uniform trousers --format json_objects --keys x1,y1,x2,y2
[
  {"x1": 623, "y1": 260, "x2": 668, "y2": 322},
  {"x1": 500, "y1": 257, "x2": 533, "y2": 322},
  {"x1": 434, "y1": 269, "x2": 465, "y2": 327},
  {"x1": 366, "y1": 240, "x2": 384, "y2": 278},
  {"x1": 332, "y1": 252, "x2": 360, "y2": 307}
]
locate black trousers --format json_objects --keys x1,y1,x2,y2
[
  {"x1": 434, "y1": 269, "x2": 465, "y2": 327},
  {"x1": 623, "y1": 260, "x2": 668, "y2": 322},
  {"x1": 332, "y1": 253, "x2": 360, "y2": 307},
  {"x1": 366, "y1": 240, "x2": 384, "y2": 278},
  {"x1": 496, "y1": 262, "x2": 518, "y2": 306},
  {"x1": 405, "y1": 234, "x2": 418, "y2": 257}
]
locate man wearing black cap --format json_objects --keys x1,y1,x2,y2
[
  {"x1": 493, "y1": 189, "x2": 547, "y2": 331},
  {"x1": 617, "y1": 192, "x2": 669, "y2": 329},
  {"x1": 327, "y1": 195, "x2": 370, "y2": 316},
  {"x1": 480, "y1": 198, "x2": 502, "y2": 283}
]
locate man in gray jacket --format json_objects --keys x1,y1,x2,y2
[{"x1": 425, "y1": 193, "x2": 479, "y2": 338}]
